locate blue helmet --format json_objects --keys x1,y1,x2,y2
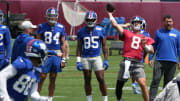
[
  {"x1": 0, "y1": 10, "x2": 4, "y2": 24},
  {"x1": 46, "y1": 7, "x2": 58, "y2": 24},
  {"x1": 25, "y1": 39, "x2": 48, "y2": 64},
  {"x1": 130, "y1": 16, "x2": 143, "y2": 30},
  {"x1": 85, "y1": 11, "x2": 97, "y2": 28}
]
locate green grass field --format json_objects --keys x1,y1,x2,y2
[{"x1": 37, "y1": 40, "x2": 177, "y2": 101}]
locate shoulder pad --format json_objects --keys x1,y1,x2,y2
[
  {"x1": 1, "y1": 25, "x2": 7, "y2": 29},
  {"x1": 95, "y1": 27, "x2": 102, "y2": 31},
  {"x1": 57, "y1": 24, "x2": 64, "y2": 28}
]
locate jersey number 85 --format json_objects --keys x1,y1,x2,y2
[{"x1": 84, "y1": 36, "x2": 99, "y2": 49}]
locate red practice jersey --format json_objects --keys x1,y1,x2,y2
[{"x1": 120, "y1": 29, "x2": 155, "y2": 61}]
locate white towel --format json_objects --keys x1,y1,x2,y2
[{"x1": 123, "y1": 60, "x2": 131, "y2": 79}]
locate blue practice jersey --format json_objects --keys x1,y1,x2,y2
[
  {"x1": 37, "y1": 22, "x2": 66, "y2": 50},
  {"x1": 11, "y1": 34, "x2": 34, "y2": 62},
  {"x1": 0, "y1": 24, "x2": 11, "y2": 59},
  {"x1": 77, "y1": 25, "x2": 106, "y2": 57},
  {"x1": 7, "y1": 56, "x2": 40, "y2": 101},
  {"x1": 150, "y1": 28, "x2": 180, "y2": 63}
]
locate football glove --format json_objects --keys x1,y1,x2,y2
[
  {"x1": 103, "y1": 59, "x2": 109, "y2": 71},
  {"x1": 77, "y1": 62, "x2": 83, "y2": 71}
]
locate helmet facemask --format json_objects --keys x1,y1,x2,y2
[
  {"x1": 131, "y1": 21, "x2": 143, "y2": 31},
  {"x1": 85, "y1": 18, "x2": 97, "y2": 28},
  {"x1": 47, "y1": 14, "x2": 58, "y2": 24}
]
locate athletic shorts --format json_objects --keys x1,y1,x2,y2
[
  {"x1": 117, "y1": 58, "x2": 145, "y2": 81},
  {"x1": 41, "y1": 56, "x2": 62, "y2": 73},
  {"x1": 82, "y1": 56, "x2": 103, "y2": 71}
]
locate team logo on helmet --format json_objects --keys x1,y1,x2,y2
[
  {"x1": 46, "y1": 7, "x2": 59, "y2": 24},
  {"x1": 85, "y1": 11, "x2": 97, "y2": 28}
]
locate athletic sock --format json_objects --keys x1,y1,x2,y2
[
  {"x1": 86, "y1": 95, "x2": 92, "y2": 101},
  {"x1": 103, "y1": 96, "x2": 108, "y2": 101}
]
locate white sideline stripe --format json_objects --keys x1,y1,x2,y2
[
  {"x1": 53, "y1": 96, "x2": 66, "y2": 98},
  {"x1": 108, "y1": 86, "x2": 163, "y2": 90}
]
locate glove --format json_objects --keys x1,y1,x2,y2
[
  {"x1": 103, "y1": 59, "x2": 109, "y2": 71},
  {"x1": 39, "y1": 96, "x2": 49, "y2": 101},
  {"x1": 77, "y1": 62, "x2": 83, "y2": 71},
  {"x1": 0, "y1": 96, "x2": 13, "y2": 101}
]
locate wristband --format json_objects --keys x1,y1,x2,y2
[
  {"x1": 77, "y1": 57, "x2": 81, "y2": 62},
  {"x1": 110, "y1": 16, "x2": 115, "y2": 21}
]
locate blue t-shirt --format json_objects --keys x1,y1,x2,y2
[
  {"x1": 77, "y1": 25, "x2": 106, "y2": 57},
  {"x1": 11, "y1": 34, "x2": 34, "y2": 62},
  {"x1": 37, "y1": 22, "x2": 66, "y2": 50},
  {"x1": 151, "y1": 28, "x2": 180, "y2": 63},
  {"x1": 0, "y1": 24, "x2": 11, "y2": 59},
  {"x1": 7, "y1": 56, "x2": 40, "y2": 101}
]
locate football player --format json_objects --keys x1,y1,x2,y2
[
  {"x1": 0, "y1": 9, "x2": 11, "y2": 70},
  {"x1": 0, "y1": 39, "x2": 52, "y2": 101},
  {"x1": 76, "y1": 11, "x2": 109, "y2": 101},
  {"x1": 37, "y1": 7, "x2": 66, "y2": 101},
  {"x1": 107, "y1": 9, "x2": 154, "y2": 101}
]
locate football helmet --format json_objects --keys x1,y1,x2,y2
[
  {"x1": 46, "y1": 7, "x2": 58, "y2": 24},
  {"x1": 0, "y1": 9, "x2": 4, "y2": 24},
  {"x1": 142, "y1": 19, "x2": 146, "y2": 30},
  {"x1": 25, "y1": 39, "x2": 48, "y2": 64},
  {"x1": 130, "y1": 16, "x2": 143, "y2": 30},
  {"x1": 85, "y1": 11, "x2": 97, "y2": 28}
]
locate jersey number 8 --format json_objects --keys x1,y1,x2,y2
[
  {"x1": 13, "y1": 74, "x2": 36, "y2": 95},
  {"x1": 131, "y1": 36, "x2": 141, "y2": 49}
]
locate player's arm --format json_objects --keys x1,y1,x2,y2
[
  {"x1": 102, "y1": 38, "x2": 108, "y2": 60},
  {"x1": 29, "y1": 82, "x2": 49, "y2": 101},
  {"x1": 0, "y1": 64, "x2": 17, "y2": 100},
  {"x1": 5, "y1": 27, "x2": 11, "y2": 60},
  {"x1": 107, "y1": 12, "x2": 124, "y2": 35},
  {"x1": 76, "y1": 40, "x2": 82, "y2": 58},
  {"x1": 60, "y1": 35, "x2": 66, "y2": 66},
  {"x1": 177, "y1": 33, "x2": 180, "y2": 69}
]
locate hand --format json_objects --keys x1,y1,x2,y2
[
  {"x1": 148, "y1": 60, "x2": 153, "y2": 68},
  {"x1": 61, "y1": 62, "x2": 65, "y2": 68},
  {"x1": 77, "y1": 62, "x2": 83, "y2": 71},
  {"x1": 103, "y1": 59, "x2": 109, "y2": 71},
  {"x1": 40, "y1": 96, "x2": 49, "y2": 101},
  {"x1": 178, "y1": 63, "x2": 180, "y2": 70}
]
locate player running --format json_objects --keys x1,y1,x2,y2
[
  {"x1": 37, "y1": 7, "x2": 66, "y2": 101},
  {"x1": 76, "y1": 11, "x2": 109, "y2": 101},
  {"x1": 0, "y1": 39, "x2": 52, "y2": 101},
  {"x1": 0, "y1": 9, "x2": 11, "y2": 70},
  {"x1": 106, "y1": 3, "x2": 155, "y2": 101}
]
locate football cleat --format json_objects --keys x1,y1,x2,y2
[
  {"x1": 85, "y1": 11, "x2": 97, "y2": 28},
  {"x1": 46, "y1": 7, "x2": 58, "y2": 24},
  {"x1": 132, "y1": 82, "x2": 141, "y2": 94}
]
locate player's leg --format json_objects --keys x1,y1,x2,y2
[
  {"x1": 137, "y1": 77, "x2": 149, "y2": 101},
  {"x1": 48, "y1": 72, "x2": 57, "y2": 100},
  {"x1": 48, "y1": 56, "x2": 62, "y2": 101},
  {"x1": 38, "y1": 73, "x2": 48, "y2": 93},
  {"x1": 149, "y1": 61, "x2": 163, "y2": 101},
  {"x1": 116, "y1": 61, "x2": 127, "y2": 101},
  {"x1": 163, "y1": 61, "x2": 176, "y2": 88},
  {"x1": 93, "y1": 56, "x2": 107, "y2": 101},
  {"x1": 83, "y1": 70, "x2": 92, "y2": 101},
  {"x1": 82, "y1": 57, "x2": 92, "y2": 101},
  {"x1": 131, "y1": 78, "x2": 141, "y2": 94},
  {"x1": 38, "y1": 57, "x2": 52, "y2": 93},
  {"x1": 95, "y1": 70, "x2": 107, "y2": 101}
]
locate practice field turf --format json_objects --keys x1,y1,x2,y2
[{"x1": 32, "y1": 40, "x2": 178, "y2": 101}]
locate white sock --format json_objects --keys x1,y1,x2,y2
[
  {"x1": 48, "y1": 97, "x2": 53, "y2": 101},
  {"x1": 86, "y1": 95, "x2": 92, "y2": 101},
  {"x1": 103, "y1": 96, "x2": 108, "y2": 101}
]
